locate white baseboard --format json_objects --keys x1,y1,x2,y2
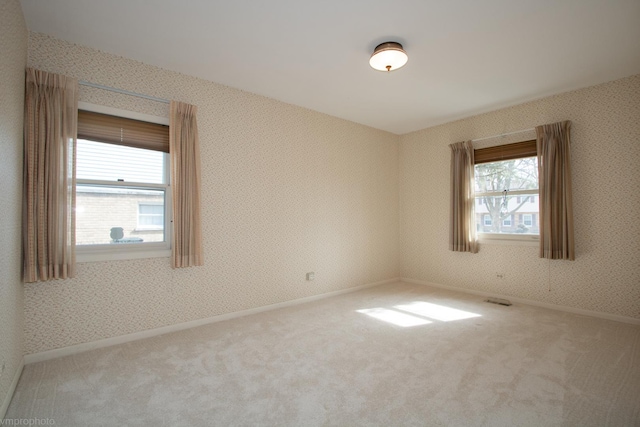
[
  {"x1": 25, "y1": 278, "x2": 399, "y2": 365},
  {"x1": 401, "y1": 277, "x2": 640, "y2": 326},
  {"x1": 1, "y1": 356, "x2": 24, "y2": 420}
]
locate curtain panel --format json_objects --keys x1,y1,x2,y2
[
  {"x1": 536, "y1": 121, "x2": 575, "y2": 260},
  {"x1": 170, "y1": 101, "x2": 204, "y2": 268},
  {"x1": 449, "y1": 140, "x2": 478, "y2": 253},
  {"x1": 23, "y1": 68, "x2": 78, "y2": 282}
]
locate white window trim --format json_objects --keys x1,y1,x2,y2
[
  {"x1": 475, "y1": 189, "x2": 538, "y2": 198},
  {"x1": 75, "y1": 103, "x2": 171, "y2": 263},
  {"x1": 479, "y1": 233, "x2": 539, "y2": 246},
  {"x1": 78, "y1": 102, "x2": 169, "y2": 126},
  {"x1": 522, "y1": 214, "x2": 533, "y2": 227},
  {"x1": 76, "y1": 246, "x2": 171, "y2": 263}
]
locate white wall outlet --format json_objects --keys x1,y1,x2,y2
[{"x1": 306, "y1": 272, "x2": 315, "y2": 281}]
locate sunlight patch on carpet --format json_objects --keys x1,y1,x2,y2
[
  {"x1": 357, "y1": 301, "x2": 481, "y2": 327},
  {"x1": 394, "y1": 301, "x2": 481, "y2": 322},
  {"x1": 356, "y1": 308, "x2": 432, "y2": 327}
]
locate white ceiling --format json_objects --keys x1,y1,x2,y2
[{"x1": 20, "y1": 0, "x2": 640, "y2": 135}]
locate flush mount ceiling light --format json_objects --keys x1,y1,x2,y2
[{"x1": 369, "y1": 42, "x2": 408, "y2": 72}]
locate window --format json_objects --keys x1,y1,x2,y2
[
  {"x1": 138, "y1": 203, "x2": 164, "y2": 230},
  {"x1": 474, "y1": 140, "x2": 539, "y2": 239},
  {"x1": 75, "y1": 106, "x2": 171, "y2": 261}
]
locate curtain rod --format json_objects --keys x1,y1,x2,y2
[
  {"x1": 471, "y1": 127, "x2": 535, "y2": 143},
  {"x1": 79, "y1": 80, "x2": 170, "y2": 104}
]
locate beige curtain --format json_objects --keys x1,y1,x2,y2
[
  {"x1": 449, "y1": 140, "x2": 478, "y2": 253},
  {"x1": 536, "y1": 121, "x2": 575, "y2": 260},
  {"x1": 23, "y1": 68, "x2": 78, "y2": 282},
  {"x1": 170, "y1": 101, "x2": 203, "y2": 268}
]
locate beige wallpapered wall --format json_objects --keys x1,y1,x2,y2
[
  {"x1": 21, "y1": 31, "x2": 640, "y2": 355},
  {"x1": 400, "y1": 74, "x2": 640, "y2": 319},
  {"x1": 0, "y1": 0, "x2": 27, "y2": 411},
  {"x1": 25, "y1": 32, "x2": 400, "y2": 354}
]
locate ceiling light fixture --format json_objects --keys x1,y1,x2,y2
[{"x1": 369, "y1": 42, "x2": 408, "y2": 72}]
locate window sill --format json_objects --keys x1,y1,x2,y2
[
  {"x1": 76, "y1": 245, "x2": 170, "y2": 263},
  {"x1": 479, "y1": 233, "x2": 539, "y2": 246}
]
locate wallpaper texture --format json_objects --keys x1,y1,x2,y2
[
  {"x1": 400, "y1": 74, "x2": 640, "y2": 320},
  {"x1": 22, "y1": 32, "x2": 640, "y2": 355},
  {"x1": 0, "y1": 0, "x2": 27, "y2": 411},
  {"x1": 25, "y1": 33, "x2": 400, "y2": 354}
]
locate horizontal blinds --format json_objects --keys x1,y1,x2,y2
[
  {"x1": 77, "y1": 110, "x2": 169, "y2": 153},
  {"x1": 474, "y1": 139, "x2": 537, "y2": 164}
]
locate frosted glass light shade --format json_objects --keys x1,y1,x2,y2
[{"x1": 369, "y1": 42, "x2": 408, "y2": 72}]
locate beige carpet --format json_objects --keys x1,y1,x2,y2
[{"x1": 6, "y1": 282, "x2": 640, "y2": 426}]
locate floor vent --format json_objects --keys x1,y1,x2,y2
[{"x1": 485, "y1": 297, "x2": 512, "y2": 306}]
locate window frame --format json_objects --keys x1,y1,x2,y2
[
  {"x1": 474, "y1": 139, "x2": 540, "y2": 245},
  {"x1": 75, "y1": 102, "x2": 172, "y2": 263}
]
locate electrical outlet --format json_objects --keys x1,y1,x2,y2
[{"x1": 306, "y1": 272, "x2": 315, "y2": 281}]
